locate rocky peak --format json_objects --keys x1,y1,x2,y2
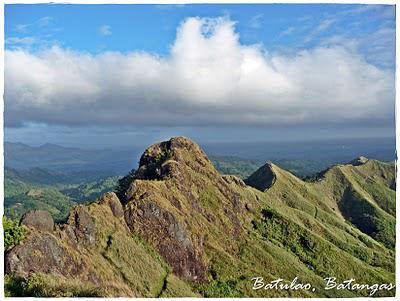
[
  {"x1": 123, "y1": 137, "x2": 248, "y2": 283},
  {"x1": 349, "y1": 156, "x2": 369, "y2": 166},
  {"x1": 245, "y1": 162, "x2": 277, "y2": 191},
  {"x1": 134, "y1": 137, "x2": 216, "y2": 181}
]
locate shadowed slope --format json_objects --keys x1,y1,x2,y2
[{"x1": 244, "y1": 163, "x2": 276, "y2": 191}]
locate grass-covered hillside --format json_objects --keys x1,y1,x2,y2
[{"x1": 4, "y1": 137, "x2": 396, "y2": 297}]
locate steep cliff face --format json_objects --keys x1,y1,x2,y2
[{"x1": 4, "y1": 137, "x2": 396, "y2": 297}]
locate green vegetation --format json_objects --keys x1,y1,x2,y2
[
  {"x1": 3, "y1": 138, "x2": 396, "y2": 297},
  {"x1": 5, "y1": 187, "x2": 76, "y2": 222},
  {"x1": 62, "y1": 176, "x2": 120, "y2": 203},
  {"x1": 4, "y1": 167, "x2": 120, "y2": 222},
  {"x1": 5, "y1": 273, "x2": 101, "y2": 297},
  {"x1": 196, "y1": 279, "x2": 243, "y2": 297},
  {"x1": 273, "y1": 159, "x2": 334, "y2": 178},
  {"x1": 210, "y1": 156, "x2": 264, "y2": 178},
  {"x1": 340, "y1": 187, "x2": 395, "y2": 249},
  {"x1": 3, "y1": 216, "x2": 26, "y2": 250},
  {"x1": 211, "y1": 156, "x2": 335, "y2": 179}
]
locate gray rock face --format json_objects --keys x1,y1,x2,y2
[
  {"x1": 65, "y1": 206, "x2": 96, "y2": 246},
  {"x1": 125, "y1": 201, "x2": 206, "y2": 282},
  {"x1": 20, "y1": 210, "x2": 54, "y2": 232}
]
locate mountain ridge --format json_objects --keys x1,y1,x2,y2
[{"x1": 4, "y1": 137, "x2": 396, "y2": 297}]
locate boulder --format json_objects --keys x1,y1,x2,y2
[
  {"x1": 20, "y1": 210, "x2": 54, "y2": 232},
  {"x1": 5, "y1": 232, "x2": 82, "y2": 279}
]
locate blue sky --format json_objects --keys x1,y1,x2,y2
[
  {"x1": 5, "y1": 4, "x2": 395, "y2": 67},
  {"x1": 4, "y1": 4, "x2": 396, "y2": 148}
]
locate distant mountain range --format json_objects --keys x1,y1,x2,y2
[
  {"x1": 4, "y1": 142, "x2": 139, "y2": 177},
  {"x1": 5, "y1": 136, "x2": 396, "y2": 179}
]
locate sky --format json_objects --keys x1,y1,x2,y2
[{"x1": 4, "y1": 4, "x2": 396, "y2": 148}]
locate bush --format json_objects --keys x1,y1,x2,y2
[
  {"x1": 3, "y1": 216, "x2": 26, "y2": 250},
  {"x1": 4, "y1": 274, "x2": 26, "y2": 297},
  {"x1": 196, "y1": 279, "x2": 243, "y2": 297}
]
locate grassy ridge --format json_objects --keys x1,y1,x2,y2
[{"x1": 4, "y1": 138, "x2": 396, "y2": 297}]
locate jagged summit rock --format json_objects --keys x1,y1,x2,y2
[
  {"x1": 349, "y1": 156, "x2": 369, "y2": 166},
  {"x1": 134, "y1": 136, "x2": 215, "y2": 181}
]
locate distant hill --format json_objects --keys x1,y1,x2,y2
[
  {"x1": 4, "y1": 167, "x2": 120, "y2": 221},
  {"x1": 6, "y1": 136, "x2": 396, "y2": 178},
  {"x1": 5, "y1": 137, "x2": 395, "y2": 297},
  {"x1": 4, "y1": 142, "x2": 138, "y2": 177},
  {"x1": 5, "y1": 167, "x2": 74, "y2": 186},
  {"x1": 61, "y1": 176, "x2": 121, "y2": 203},
  {"x1": 203, "y1": 136, "x2": 396, "y2": 162},
  {"x1": 4, "y1": 168, "x2": 76, "y2": 222},
  {"x1": 209, "y1": 156, "x2": 264, "y2": 178}
]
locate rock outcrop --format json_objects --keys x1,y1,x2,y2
[
  {"x1": 349, "y1": 156, "x2": 369, "y2": 166},
  {"x1": 20, "y1": 210, "x2": 54, "y2": 232},
  {"x1": 63, "y1": 206, "x2": 96, "y2": 247},
  {"x1": 244, "y1": 162, "x2": 276, "y2": 191},
  {"x1": 124, "y1": 137, "x2": 250, "y2": 282},
  {"x1": 5, "y1": 231, "x2": 82, "y2": 279}
]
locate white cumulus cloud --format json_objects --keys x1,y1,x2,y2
[{"x1": 5, "y1": 17, "x2": 395, "y2": 128}]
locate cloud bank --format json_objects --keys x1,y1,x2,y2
[{"x1": 5, "y1": 17, "x2": 395, "y2": 128}]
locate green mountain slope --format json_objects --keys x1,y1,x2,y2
[
  {"x1": 61, "y1": 176, "x2": 121, "y2": 203},
  {"x1": 4, "y1": 137, "x2": 395, "y2": 297},
  {"x1": 4, "y1": 168, "x2": 120, "y2": 221},
  {"x1": 5, "y1": 187, "x2": 76, "y2": 222}
]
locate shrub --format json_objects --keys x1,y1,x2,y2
[
  {"x1": 196, "y1": 279, "x2": 243, "y2": 297},
  {"x1": 3, "y1": 216, "x2": 26, "y2": 250}
]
